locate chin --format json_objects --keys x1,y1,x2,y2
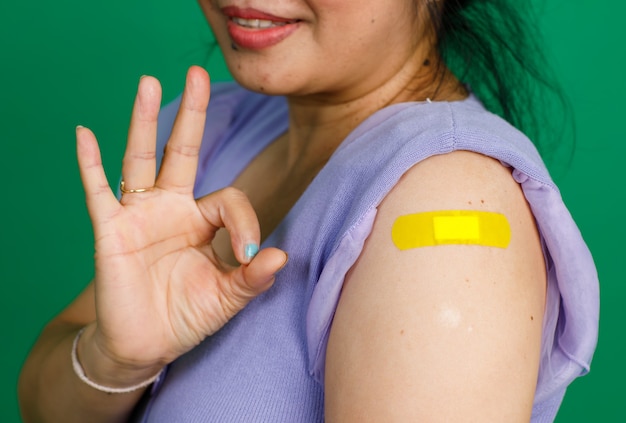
[
  {"x1": 230, "y1": 74, "x2": 285, "y2": 95},
  {"x1": 224, "y1": 59, "x2": 308, "y2": 96}
]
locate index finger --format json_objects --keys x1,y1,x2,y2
[
  {"x1": 197, "y1": 187, "x2": 261, "y2": 265},
  {"x1": 156, "y1": 66, "x2": 211, "y2": 193}
]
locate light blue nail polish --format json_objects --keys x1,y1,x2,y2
[{"x1": 244, "y1": 244, "x2": 259, "y2": 261}]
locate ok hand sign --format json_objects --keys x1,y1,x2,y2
[{"x1": 75, "y1": 66, "x2": 287, "y2": 381}]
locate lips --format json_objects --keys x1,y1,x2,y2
[{"x1": 222, "y1": 6, "x2": 301, "y2": 50}]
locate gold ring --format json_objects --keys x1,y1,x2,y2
[{"x1": 120, "y1": 180, "x2": 154, "y2": 194}]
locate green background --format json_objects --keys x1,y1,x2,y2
[{"x1": 1, "y1": 1, "x2": 623, "y2": 421}]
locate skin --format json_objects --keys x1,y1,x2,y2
[
  {"x1": 19, "y1": 70, "x2": 288, "y2": 423},
  {"x1": 19, "y1": 1, "x2": 546, "y2": 421},
  {"x1": 325, "y1": 152, "x2": 546, "y2": 421}
]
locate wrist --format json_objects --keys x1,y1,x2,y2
[{"x1": 74, "y1": 325, "x2": 164, "y2": 393}]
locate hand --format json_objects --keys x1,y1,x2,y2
[{"x1": 75, "y1": 66, "x2": 287, "y2": 384}]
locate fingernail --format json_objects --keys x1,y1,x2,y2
[
  {"x1": 244, "y1": 244, "x2": 259, "y2": 261},
  {"x1": 276, "y1": 252, "x2": 289, "y2": 273}
]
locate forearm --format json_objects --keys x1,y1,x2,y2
[{"x1": 19, "y1": 324, "x2": 146, "y2": 423}]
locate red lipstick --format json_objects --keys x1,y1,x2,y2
[{"x1": 222, "y1": 6, "x2": 301, "y2": 50}]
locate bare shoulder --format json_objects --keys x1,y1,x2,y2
[
  {"x1": 389, "y1": 150, "x2": 530, "y2": 212},
  {"x1": 325, "y1": 151, "x2": 547, "y2": 422}
]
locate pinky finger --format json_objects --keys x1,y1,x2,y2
[{"x1": 76, "y1": 126, "x2": 120, "y2": 223}]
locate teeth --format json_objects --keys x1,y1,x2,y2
[{"x1": 232, "y1": 17, "x2": 286, "y2": 28}]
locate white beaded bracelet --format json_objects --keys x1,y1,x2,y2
[{"x1": 71, "y1": 327, "x2": 163, "y2": 394}]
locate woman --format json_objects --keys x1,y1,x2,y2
[{"x1": 19, "y1": 0, "x2": 598, "y2": 422}]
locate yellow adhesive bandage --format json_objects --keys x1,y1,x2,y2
[{"x1": 391, "y1": 210, "x2": 511, "y2": 250}]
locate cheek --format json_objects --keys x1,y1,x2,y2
[
  {"x1": 197, "y1": 1, "x2": 225, "y2": 40},
  {"x1": 316, "y1": 0, "x2": 418, "y2": 47},
  {"x1": 315, "y1": 13, "x2": 416, "y2": 69},
  {"x1": 201, "y1": 12, "x2": 234, "y2": 62},
  {"x1": 196, "y1": 0, "x2": 214, "y2": 21}
]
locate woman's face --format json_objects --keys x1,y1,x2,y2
[{"x1": 198, "y1": 0, "x2": 432, "y2": 101}]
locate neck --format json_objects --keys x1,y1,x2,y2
[{"x1": 280, "y1": 53, "x2": 467, "y2": 173}]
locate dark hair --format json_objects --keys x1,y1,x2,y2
[{"x1": 428, "y1": 0, "x2": 573, "y2": 165}]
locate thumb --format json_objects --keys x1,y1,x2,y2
[
  {"x1": 221, "y1": 248, "x2": 288, "y2": 313},
  {"x1": 242, "y1": 247, "x2": 288, "y2": 292}
]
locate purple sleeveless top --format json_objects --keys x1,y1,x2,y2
[{"x1": 131, "y1": 83, "x2": 599, "y2": 422}]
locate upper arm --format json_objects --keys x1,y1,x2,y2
[{"x1": 325, "y1": 151, "x2": 546, "y2": 422}]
